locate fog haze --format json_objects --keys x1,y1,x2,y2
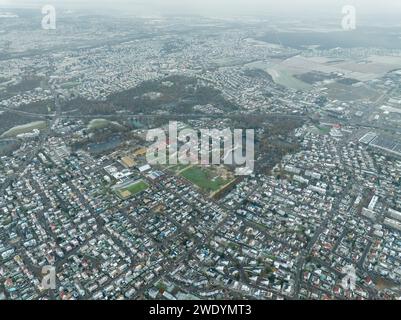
[{"x1": 1, "y1": 0, "x2": 401, "y2": 25}]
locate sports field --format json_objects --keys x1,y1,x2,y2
[
  {"x1": 115, "y1": 180, "x2": 149, "y2": 199},
  {"x1": 180, "y1": 166, "x2": 234, "y2": 193}
]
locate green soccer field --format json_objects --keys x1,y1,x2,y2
[
  {"x1": 116, "y1": 180, "x2": 149, "y2": 199},
  {"x1": 125, "y1": 181, "x2": 149, "y2": 194}
]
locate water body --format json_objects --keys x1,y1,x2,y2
[
  {"x1": 88, "y1": 135, "x2": 122, "y2": 155},
  {"x1": 0, "y1": 139, "x2": 20, "y2": 156},
  {"x1": 266, "y1": 67, "x2": 311, "y2": 90}
]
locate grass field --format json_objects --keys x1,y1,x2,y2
[
  {"x1": 316, "y1": 125, "x2": 331, "y2": 135},
  {"x1": 115, "y1": 180, "x2": 149, "y2": 199},
  {"x1": 1, "y1": 121, "x2": 47, "y2": 138},
  {"x1": 325, "y1": 82, "x2": 379, "y2": 102},
  {"x1": 180, "y1": 166, "x2": 233, "y2": 193},
  {"x1": 88, "y1": 119, "x2": 123, "y2": 130}
]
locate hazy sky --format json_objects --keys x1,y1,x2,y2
[{"x1": 1, "y1": 0, "x2": 401, "y2": 19}]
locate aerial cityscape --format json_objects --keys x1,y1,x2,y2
[{"x1": 1, "y1": 0, "x2": 401, "y2": 301}]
